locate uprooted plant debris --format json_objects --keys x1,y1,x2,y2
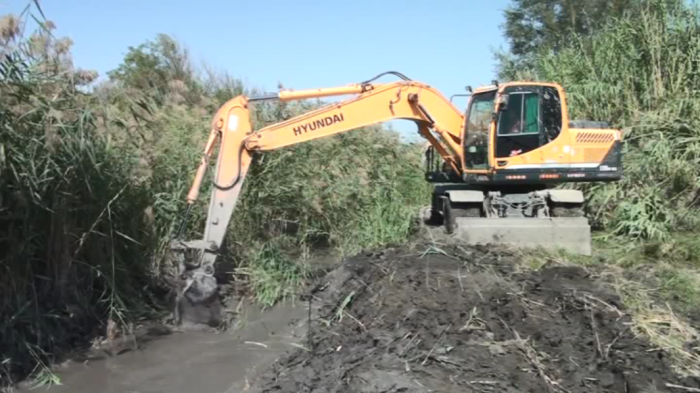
[{"x1": 254, "y1": 243, "x2": 700, "y2": 393}]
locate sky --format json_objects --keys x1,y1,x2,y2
[{"x1": 1, "y1": 0, "x2": 512, "y2": 136}]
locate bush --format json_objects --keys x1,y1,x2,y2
[
  {"x1": 0, "y1": 9, "x2": 430, "y2": 385},
  {"x1": 502, "y1": 0, "x2": 700, "y2": 240},
  {"x1": 229, "y1": 124, "x2": 429, "y2": 256},
  {"x1": 0, "y1": 19, "x2": 160, "y2": 383}
]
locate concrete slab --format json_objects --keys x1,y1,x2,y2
[{"x1": 453, "y1": 217, "x2": 592, "y2": 255}]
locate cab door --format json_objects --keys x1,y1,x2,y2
[
  {"x1": 462, "y1": 90, "x2": 497, "y2": 173},
  {"x1": 493, "y1": 85, "x2": 568, "y2": 171}
]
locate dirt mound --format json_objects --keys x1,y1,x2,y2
[{"x1": 254, "y1": 243, "x2": 700, "y2": 393}]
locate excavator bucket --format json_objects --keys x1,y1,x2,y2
[{"x1": 171, "y1": 96, "x2": 254, "y2": 327}]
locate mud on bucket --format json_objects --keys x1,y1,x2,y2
[{"x1": 176, "y1": 270, "x2": 222, "y2": 327}]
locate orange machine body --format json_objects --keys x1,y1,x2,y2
[
  {"x1": 441, "y1": 82, "x2": 622, "y2": 186},
  {"x1": 186, "y1": 78, "x2": 622, "y2": 254},
  {"x1": 175, "y1": 75, "x2": 622, "y2": 326}
]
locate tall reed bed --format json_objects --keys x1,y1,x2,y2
[
  {"x1": 505, "y1": 0, "x2": 700, "y2": 240},
  {"x1": 0, "y1": 8, "x2": 429, "y2": 385}
]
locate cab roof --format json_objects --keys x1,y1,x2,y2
[{"x1": 472, "y1": 81, "x2": 562, "y2": 94}]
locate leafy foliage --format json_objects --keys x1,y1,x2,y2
[
  {"x1": 501, "y1": 0, "x2": 700, "y2": 240},
  {"x1": 107, "y1": 34, "x2": 201, "y2": 104},
  {"x1": 498, "y1": 0, "x2": 681, "y2": 76},
  {"x1": 504, "y1": 0, "x2": 631, "y2": 55},
  {"x1": 0, "y1": 16, "x2": 160, "y2": 384},
  {"x1": 0, "y1": 6, "x2": 429, "y2": 385},
  {"x1": 236, "y1": 242, "x2": 307, "y2": 308},
  {"x1": 230, "y1": 124, "x2": 429, "y2": 256}
]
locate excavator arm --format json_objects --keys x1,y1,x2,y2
[{"x1": 173, "y1": 76, "x2": 464, "y2": 325}]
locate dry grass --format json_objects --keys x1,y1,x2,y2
[
  {"x1": 611, "y1": 273, "x2": 700, "y2": 377},
  {"x1": 521, "y1": 244, "x2": 700, "y2": 378}
]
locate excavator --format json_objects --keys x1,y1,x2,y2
[{"x1": 171, "y1": 72, "x2": 622, "y2": 325}]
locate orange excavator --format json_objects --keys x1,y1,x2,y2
[{"x1": 171, "y1": 72, "x2": 622, "y2": 325}]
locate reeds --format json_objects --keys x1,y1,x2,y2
[
  {"x1": 503, "y1": 0, "x2": 700, "y2": 240},
  {"x1": 0, "y1": 7, "x2": 429, "y2": 385}
]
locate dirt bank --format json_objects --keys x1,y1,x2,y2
[{"x1": 254, "y1": 243, "x2": 700, "y2": 392}]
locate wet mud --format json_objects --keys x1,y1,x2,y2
[
  {"x1": 17, "y1": 301, "x2": 308, "y2": 393},
  {"x1": 255, "y1": 243, "x2": 700, "y2": 393},
  {"x1": 16, "y1": 243, "x2": 700, "y2": 392}
]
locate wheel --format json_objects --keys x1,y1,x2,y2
[
  {"x1": 421, "y1": 207, "x2": 444, "y2": 226},
  {"x1": 442, "y1": 198, "x2": 482, "y2": 234},
  {"x1": 443, "y1": 197, "x2": 455, "y2": 234},
  {"x1": 550, "y1": 204, "x2": 584, "y2": 217}
]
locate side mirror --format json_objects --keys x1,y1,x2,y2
[{"x1": 497, "y1": 94, "x2": 510, "y2": 111}]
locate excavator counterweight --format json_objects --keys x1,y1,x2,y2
[{"x1": 172, "y1": 73, "x2": 622, "y2": 326}]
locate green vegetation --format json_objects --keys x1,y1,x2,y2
[
  {"x1": 499, "y1": 0, "x2": 683, "y2": 74},
  {"x1": 236, "y1": 242, "x2": 307, "y2": 308},
  {"x1": 501, "y1": 0, "x2": 639, "y2": 69},
  {"x1": 231, "y1": 125, "x2": 428, "y2": 256},
  {"x1": 0, "y1": 7, "x2": 429, "y2": 386},
  {"x1": 0, "y1": 11, "x2": 160, "y2": 385},
  {"x1": 497, "y1": 0, "x2": 700, "y2": 374},
  {"x1": 3, "y1": 0, "x2": 700, "y2": 386},
  {"x1": 501, "y1": 0, "x2": 700, "y2": 241}
]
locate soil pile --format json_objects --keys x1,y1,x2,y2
[{"x1": 255, "y1": 243, "x2": 699, "y2": 392}]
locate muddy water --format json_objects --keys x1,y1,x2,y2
[{"x1": 23, "y1": 301, "x2": 308, "y2": 393}]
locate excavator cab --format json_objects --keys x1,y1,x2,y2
[
  {"x1": 447, "y1": 82, "x2": 623, "y2": 186},
  {"x1": 495, "y1": 85, "x2": 563, "y2": 159},
  {"x1": 462, "y1": 84, "x2": 568, "y2": 172}
]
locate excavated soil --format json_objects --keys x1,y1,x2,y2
[{"x1": 254, "y1": 243, "x2": 700, "y2": 393}]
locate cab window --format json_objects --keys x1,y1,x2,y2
[
  {"x1": 495, "y1": 86, "x2": 562, "y2": 158},
  {"x1": 497, "y1": 93, "x2": 539, "y2": 135},
  {"x1": 464, "y1": 90, "x2": 496, "y2": 169},
  {"x1": 466, "y1": 91, "x2": 496, "y2": 134}
]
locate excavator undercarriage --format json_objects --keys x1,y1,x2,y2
[{"x1": 424, "y1": 186, "x2": 591, "y2": 255}]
